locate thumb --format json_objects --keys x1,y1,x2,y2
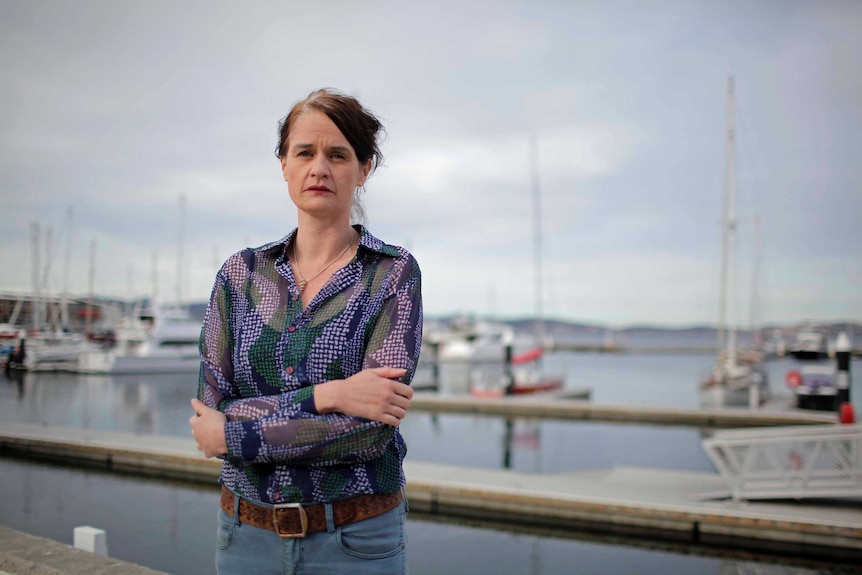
[
  {"x1": 368, "y1": 366, "x2": 408, "y2": 379},
  {"x1": 190, "y1": 398, "x2": 208, "y2": 416}
]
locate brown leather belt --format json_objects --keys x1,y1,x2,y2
[{"x1": 220, "y1": 486, "x2": 403, "y2": 538}]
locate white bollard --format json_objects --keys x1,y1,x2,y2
[
  {"x1": 748, "y1": 381, "x2": 760, "y2": 409},
  {"x1": 73, "y1": 526, "x2": 108, "y2": 556}
]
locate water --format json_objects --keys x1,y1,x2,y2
[{"x1": 1, "y1": 351, "x2": 860, "y2": 574}]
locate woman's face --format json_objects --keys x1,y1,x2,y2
[{"x1": 280, "y1": 110, "x2": 372, "y2": 221}]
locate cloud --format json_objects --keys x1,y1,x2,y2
[{"x1": 1, "y1": 0, "x2": 860, "y2": 326}]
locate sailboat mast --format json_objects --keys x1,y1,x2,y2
[
  {"x1": 718, "y1": 76, "x2": 738, "y2": 366},
  {"x1": 530, "y1": 133, "x2": 545, "y2": 348},
  {"x1": 31, "y1": 222, "x2": 41, "y2": 331},
  {"x1": 176, "y1": 193, "x2": 186, "y2": 308},
  {"x1": 61, "y1": 208, "x2": 73, "y2": 330}
]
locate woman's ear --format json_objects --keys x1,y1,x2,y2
[
  {"x1": 280, "y1": 156, "x2": 289, "y2": 181},
  {"x1": 357, "y1": 159, "x2": 372, "y2": 187}
]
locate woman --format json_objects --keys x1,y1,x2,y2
[{"x1": 189, "y1": 88, "x2": 422, "y2": 574}]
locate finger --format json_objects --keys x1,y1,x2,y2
[
  {"x1": 388, "y1": 394, "x2": 411, "y2": 411},
  {"x1": 391, "y1": 382, "x2": 414, "y2": 399}
]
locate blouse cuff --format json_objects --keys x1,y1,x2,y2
[{"x1": 296, "y1": 386, "x2": 319, "y2": 415}]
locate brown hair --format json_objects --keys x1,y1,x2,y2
[{"x1": 275, "y1": 88, "x2": 385, "y2": 172}]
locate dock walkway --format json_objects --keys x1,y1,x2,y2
[
  {"x1": 0, "y1": 525, "x2": 169, "y2": 575},
  {"x1": 1, "y1": 421, "x2": 860, "y2": 562},
  {"x1": 410, "y1": 393, "x2": 839, "y2": 427}
]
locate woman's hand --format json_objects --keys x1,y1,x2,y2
[
  {"x1": 314, "y1": 367, "x2": 413, "y2": 427},
  {"x1": 189, "y1": 398, "x2": 228, "y2": 458}
]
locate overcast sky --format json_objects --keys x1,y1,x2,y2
[{"x1": 1, "y1": 0, "x2": 859, "y2": 327}]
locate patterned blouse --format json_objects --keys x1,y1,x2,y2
[{"x1": 197, "y1": 225, "x2": 423, "y2": 505}]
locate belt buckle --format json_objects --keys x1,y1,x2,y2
[{"x1": 273, "y1": 502, "x2": 308, "y2": 538}]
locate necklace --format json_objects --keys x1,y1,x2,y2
[{"x1": 291, "y1": 233, "x2": 356, "y2": 295}]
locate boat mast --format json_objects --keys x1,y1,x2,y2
[
  {"x1": 61, "y1": 208, "x2": 73, "y2": 330},
  {"x1": 530, "y1": 133, "x2": 545, "y2": 348},
  {"x1": 86, "y1": 239, "x2": 96, "y2": 337},
  {"x1": 717, "y1": 76, "x2": 738, "y2": 367},
  {"x1": 749, "y1": 214, "x2": 762, "y2": 349},
  {"x1": 176, "y1": 193, "x2": 186, "y2": 308},
  {"x1": 31, "y1": 222, "x2": 41, "y2": 331}
]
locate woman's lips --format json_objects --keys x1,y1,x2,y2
[{"x1": 306, "y1": 185, "x2": 333, "y2": 193}]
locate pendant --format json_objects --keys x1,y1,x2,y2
[{"x1": 297, "y1": 280, "x2": 307, "y2": 294}]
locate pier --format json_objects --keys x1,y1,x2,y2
[
  {"x1": 410, "y1": 393, "x2": 838, "y2": 427},
  {"x1": 0, "y1": 525, "x2": 169, "y2": 575},
  {"x1": 1, "y1": 420, "x2": 859, "y2": 562}
]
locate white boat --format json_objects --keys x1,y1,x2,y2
[
  {"x1": 700, "y1": 355, "x2": 769, "y2": 409},
  {"x1": 698, "y1": 77, "x2": 769, "y2": 409},
  {"x1": 76, "y1": 304, "x2": 201, "y2": 375},
  {"x1": 5, "y1": 331, "x2": 98, "y2": 372},
  {"x1": 788, "y1": 328, "x2": 829, "y2": 361}
]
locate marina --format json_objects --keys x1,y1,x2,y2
[
  {"x1": 1, "y1": 350, "x2": 860, "y2": 574},
  {"x1": 1, "y1": 421, "x2": 861, "y2": 558}
]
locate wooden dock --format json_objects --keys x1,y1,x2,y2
[
  {"x1": 0, "y1": 421, "x2": 859, "y2": 561},
  {"x1": 410, "y1": 393, "x2": 839, "y2": 428}
]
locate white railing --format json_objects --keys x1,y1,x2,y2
[
  {"x1": 702, "y1": 424, "x2": 862, "y2": 501},
  {"x1": 719, "y1": 560, "x2": 820, "y2": 575}
]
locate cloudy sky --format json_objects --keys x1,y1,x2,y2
[{"x1": 1, "y1": 0, "x2": 859, "y2": 327}]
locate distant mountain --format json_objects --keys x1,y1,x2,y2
[{"x1": 182, "y1": 305, "x2": 861, "y2": 344}]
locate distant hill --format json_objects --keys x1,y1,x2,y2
[{"x1": 184, "y1": 304, "x2": 860, "y2": 345}]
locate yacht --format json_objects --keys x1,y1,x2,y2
[{"x1": 77, "y1": 304, "x2": 201, "y2": 374}]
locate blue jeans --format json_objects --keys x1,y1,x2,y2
[{"x1": 215, "y1": 497, "x2": 408, "y2": 575}]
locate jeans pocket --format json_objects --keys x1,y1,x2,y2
[
  {"x1": 337, "y1": 504, "x2": 405, "y2": 559},
  {"x1": 216, "y1": 508, "x2": 234, "y2": 550}
]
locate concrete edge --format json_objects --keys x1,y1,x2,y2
[
  {"x1": 2, "y1": 423, "x2": 860, "y2": 560},
  {"x1": 0, "y1": 526, "x2": 169, "y2": 575},
  {"x1": 410, "y1": 394, "x2": 839, "y2": 427}
]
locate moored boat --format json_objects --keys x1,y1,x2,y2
[{"x1": 788, "y1": 328, "x2": 829, "y2": 361}]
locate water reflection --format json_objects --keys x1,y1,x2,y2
[
  {"x1": 3, "y1": 368, "x2": 26, "y2": 398},
  {"x1": 502, "y1": 418, "x2": 541, "y2": 469},
  {"x1": 1, "y1": 455, "x2": 853, "y2": 575}
]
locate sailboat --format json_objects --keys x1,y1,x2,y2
[
  {"x1": 699, "y1": 77, "x2": 769, "y2": 409},
  {"x1": 469, "y1": 134, "x2": 566, "y2": 398}
]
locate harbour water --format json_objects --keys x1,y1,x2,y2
[{"x1": 1, "y1": 351, "x2": 860, "y2": 574}]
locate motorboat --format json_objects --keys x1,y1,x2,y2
[
  {"x1": 786, "y1": 363, "x2": 838, "y2": 411},
  {"x1": 788, "y1": 329, "x2": 829, "y2": 361},
  {"x1": 76, "y1": 304, "x2": 201, "y2": 375}
]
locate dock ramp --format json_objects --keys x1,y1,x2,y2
[{"x1": 703, "y1": 424, "x2": 862, "y2": 501}]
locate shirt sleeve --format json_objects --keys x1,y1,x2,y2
[
  {"x1": 196, "y1": 261, "x2": 322, "y2": 439},
  {"x1": 220, "y1": 256, "x2": 423, "y2": 468},
  {"x1": 197, "y1": 268, "x2": 237, "y2": 409}
]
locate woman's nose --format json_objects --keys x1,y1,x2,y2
[{"x1": 309, "y1": 155, "x2": 330, "y2": 178}]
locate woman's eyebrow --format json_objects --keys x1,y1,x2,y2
[{"x1": 291, "y1": 143, "x2": 352, "y2": 155}]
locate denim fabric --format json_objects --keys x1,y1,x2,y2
[{"x1": 215, "y1": 499, "x2": 408, "y2": 575}]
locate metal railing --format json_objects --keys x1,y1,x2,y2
[{"x1": 702, "y1": 424, "x2": 862, "y2": 500}]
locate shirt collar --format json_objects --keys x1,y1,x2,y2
[{"x1": 256, "y1": 225, "x2": 401, "y2": 260}]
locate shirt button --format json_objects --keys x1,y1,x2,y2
[
  {"x1": 286, "y1": 366, "x2": 295, "y2": 375},
  {"x1": 292, "y1": 294, "x2": 299, "y2": 302},
  {"x1": 288, "y1": 325, "x2": 296, "y2": 333},
  {"x1": 273, "y1": 492, "x2": 281, "y2": 502}
]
